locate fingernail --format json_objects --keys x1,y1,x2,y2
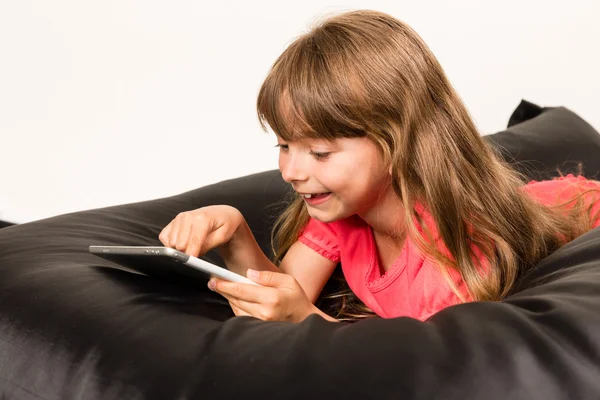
[
  {"x1": 207, "y1": 279, "x2": 216, "y2": 290},
  {"x1": 247, "y1": 269, "x2": 259, "y2": 279}
]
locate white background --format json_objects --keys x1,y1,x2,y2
[{"x1": 1, "y1": 0, "x2": 599, "y2": 224}]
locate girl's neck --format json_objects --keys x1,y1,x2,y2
[
  {"x1": 357, "y1": 184, "x2": 406, "y2": 243},
  {"x1": 358, "y1": 187, "x2": 408, "y2": 273}
]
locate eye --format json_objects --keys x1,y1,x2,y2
[
  {"x1": 275, "y1": 144, "x2": 289, "y2": 152},
  {"x1": 310, "y1": 151, "x2": 331, "y2": 160}
]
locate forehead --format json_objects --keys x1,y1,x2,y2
[
  {"x1": 266, "y1": 87, "x2": 367, "y2": 143},
  {"x1": 276, "y1": 94, "x2": 314, "y2": 139}
]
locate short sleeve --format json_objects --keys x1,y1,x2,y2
[{"x1": 298, "y1": 218, "x2": 341, "y2": 262}]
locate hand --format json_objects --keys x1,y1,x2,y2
[
  {"x1": 207, "y1": 269, "x2": 317, "y2": 323},
  {"x1": 158, "y1": 205, "x2": 244, "y2": 257}
]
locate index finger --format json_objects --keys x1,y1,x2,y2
[
  {"x1": 158, "y1": 223, "x2": 172, "y2": 246},
  {"x1": 184, "y1": 221, "x2": 213, "y2": 257}
]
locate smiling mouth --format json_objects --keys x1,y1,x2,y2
[{"x1": 301, "y1": 192, "x2": 331, "y2": 199}]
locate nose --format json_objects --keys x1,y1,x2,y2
[{"x1": 279, "y1": 151, "x2": 308, "y2": 184}]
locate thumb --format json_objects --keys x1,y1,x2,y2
[{"x1": 246, "y1": 269, "x2": 288, "y2": 287}]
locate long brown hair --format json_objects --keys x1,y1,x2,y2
[{"x1": 256, "y1": 10, "x2": 600, "y2": 321}]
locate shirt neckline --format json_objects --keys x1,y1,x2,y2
[
  {"x1": 365, "y1": 225, "x2": 411, "y2": 292},
  {"x1": 363, "y1": 202, "x2": 431, "y2": 293}
]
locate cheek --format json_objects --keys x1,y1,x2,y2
[
  {"x1": 324, "y1": 160, "x2": 366, "y2": 195},
  {"x1": 335, "y1": 157, "x2": 368, "y2": 179},
  {"x1": 322, "y1": 165, "x2": 348, "y2": 190},
  {"x1": 336, "y1": 159, "x2": 387, "y2": 195}
]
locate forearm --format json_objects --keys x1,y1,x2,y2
[
  {"x1": 218, "y1": 220, "x2": 279, "y2": 276},
  {"x1": 217, "y1": 220, "x2": 340, "y2": 323}
]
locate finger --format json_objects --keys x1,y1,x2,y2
[
  {"x1": 185, "y1": 219, "x2": 213, "y2": 257},
  {"x1": 175, "y1": 220, "x2": 193, "y2": 252},
  {"x1": 229, "y1": 302, "x2": 252, "y2": 317},
  {"x1": 158, "y1": 223, "x2": 172, "y2": 246},
  {"x1": 246, "y1": 269, "x2": 291, "y2": 288},
  {"x1": 168, "y1": 215, "x2": 182, "y2": 247},
  {"x1": 210, "y1": 278, "x2": 273, "y2": 304},
  {"x1": 221, "y1": 293, "x2": 267, "y2": 320}
]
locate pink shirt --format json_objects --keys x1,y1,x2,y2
[{"x1": 298, "y1": 174, "x2": 600, "y2": 321}]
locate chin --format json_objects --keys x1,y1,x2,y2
[
  {"x1": 309, "y1": 214, "x2": 338, "y2": 223},
  {"x1": 306, "y1": 206, "x2": 349, "y2": 223}
]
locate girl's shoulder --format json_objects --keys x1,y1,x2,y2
[
  {"x1": 298, "y1": 216, "x2": 371, "y2": 262},
  {"x1": 524, "y1": 173, "x2": 599, "y2": 190},
  {"x1": 522, "y1": 174, "x2": 600, "y2": 205},
  {"x1": 525, "y1": 173, "x2": 593, "y2": 186}
]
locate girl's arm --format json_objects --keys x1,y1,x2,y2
[
  {"x1": 221, "y1": 221, "x2": 338, "y2": 306},
  {"x1": 278, "y1": 240, "x2": 339, "y2": 305},
  {"x1": 160, "y1": 206, "x2": 339, "y2": 321}
]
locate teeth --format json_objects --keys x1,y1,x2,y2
[{"x1": 302, "y1": 193, "x2": 330, "y2": 199}]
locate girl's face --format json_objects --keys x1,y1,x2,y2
[{"x1": 277, "y1": 136, "x2": 393, "y2": 222}]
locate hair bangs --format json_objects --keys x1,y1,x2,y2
[{"x1": 257, "y1": 34, "x2": 367, "y2": 142}]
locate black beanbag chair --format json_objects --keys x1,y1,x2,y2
[{"x1": 1, "y1": 100, "x2": 600, "y2": 399}]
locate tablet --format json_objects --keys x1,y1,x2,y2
[{"x1": 89, "y1": 245, "x2": 259, "y2": 286}]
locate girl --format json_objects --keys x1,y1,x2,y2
[{"x1": 159, "y1": 10, "x2": 600, "y2": 322}]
